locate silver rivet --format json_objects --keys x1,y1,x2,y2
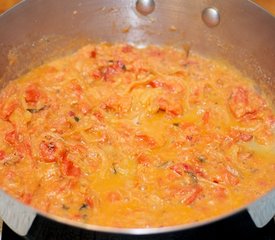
[
  {"x1": 136, "y1": 0, "x2": 155, "y2": 16},
  {"x1": 202, "y1": 7, "x2": 220, "y2": 28}
]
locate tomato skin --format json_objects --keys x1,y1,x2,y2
[{"x1": 25, "y1": 85, "x2": 40, "y2": 103}]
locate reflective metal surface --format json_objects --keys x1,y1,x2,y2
[
  {"x1": 201, "y1": 7, "x2": 220, "y2": 27},
  {"x1": 135, "y1": 0, "x2": 155, "y2": 16},
  {"x1": 0, "y1": 0, "x2": 274, "y2": 236}
]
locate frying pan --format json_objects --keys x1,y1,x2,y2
[{"x1": 0, "y1": 0, "x2": 274, "y2": 238}]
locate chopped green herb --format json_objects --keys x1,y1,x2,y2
[
  {"x1": 157, "y1": 161, "x2": 170, "y2": 168},
  {"x1": 112, "y1": 162, "x2": 118, "y2": 174},
  {"x1": 74, "y1": 116, "x2": 80, "y2": 122},
  {"x1": 198, "y1": 155, "x2": 206, "y2": 163},
  {"x1": 79, "y1": 203, "x2": 88, "y2": 210},
  {"x1": 62, "y1": 204, "x2": 70, "y2": 210},
  {"x1": 122, "y1": 64, "x2": 127, "y2": 71},
  {"x1": 27, "y1": 105, "x2": 47, "y2": 113},
  {"x1": 187, "y1": 172, "x2": 198, "y2": 183}
]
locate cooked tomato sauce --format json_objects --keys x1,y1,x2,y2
[{"x1": 0, "y1": 43, "x2": 274, "y2": 228}]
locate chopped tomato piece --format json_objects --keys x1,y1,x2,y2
[
  {"x1": 1, "y1": 102, "x2": 18, "y2": 120},
  {"x1": 149, "y1": 48, "x2": 164, "y2": 58},
  {"x1": 149, "y1": 80, "x2": 184, "y2": 94},
  {"x1": 61, "y1": 158, "x2": 81, "y2": 177},
  {"x1": 170, "y1": 164, "x2": 185, "y2": 176},
  {"x1": 21, "y1": 193, "x2": 32, "y2": 205},
  {"x1": 5, "y1": 130, "x2": 19, "y2": 145},
  {"x1": 71, "y1": 144, "x2": 87, "y2": 154},
  {"x1": 78, "y1": 101, "x2": 92, "y2": 115},
  {"x1": 116, "y1": 60, "x2": 126, "y2": 70},
  {"x1": 157, "y1": 97, "x2": 183, "y2": 116},
  {"x1": 189, "y1": 88, "x2": 201, "y2": 104},
  {"x1": 95, "y1": 60, "x2": 126, "y2": 82},
  {"x1": 172, "y1": 185, "x2": 202, "y2": 205},
  {"x1": 85, "y1": 196, "x2": 94, "y2": 208},
  {"x1": 213, "y1": 187, "x2": 227, "y2": 199},
  {"x1": 91, "y1": 70, "x2": 102, "y2": 79},
  {"x1": 224, "y1": 169, "x2": 239, "y2": 185},
  {"x1": 93, "y1": 111, "x2": 105, "y2": 122},
  {"x1": 239, "y1": 133, "x2": 253, "y2": 142},
  {"x1": 230, "y1": 130, "x2": 253, "y2": 142},
  {"x1": 39, "y1": 141, "x2": 62, "y2": 163},
  {"x1": 180, "y1": 122, "x2": 195, "y2": 130},
  {"x1": 101, "y1": 95, "x2": 129, "y2": 114},
  {"x1": 184, "y1": 186, "x2": 202, "y2": 205},
  {"x1": 0, "y1": 150, "x2": 5, "y2": 160},
  {"x1": 122, "y1": 45, "x2": 133, "y2": 53},
  {"x1": 149, "y1": 80, "x2": 164, "y2": 88},
  {"x1": 90, "y1": 50, "x2": 97, "y2": 58},
  {"x1": 135, "y1": 134, "x2": 157, "y2": 148},
  {"x1": 136, "y1": 153, "x2": 151, "y2": 166},
  {"x1": 25, "y1": 85, "x2": 40, "y2": 103},
  {"x1": 17, "y1": 141, "x2": 32, "y2": 158},
  {"x1": 213, "y1": 167, "x2": 239, "y2": 186},
  {"x1": 170, "y1": 163, "x2": 204, "y2": 177},
  {"x1": 68, "y1": 111, "x2": 76, "y2": 117},
  {"x1": 202, "y1": 111, "x2": 210, "y2": 124},
  {"x1": 72, "y1": 83, "x2": 83, "y2": 99},
  {"x1": 228, "y1": 87, "x2": 264, "y2": 119}
]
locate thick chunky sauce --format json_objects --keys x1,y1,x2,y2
[{"x1": 0, "y1": 43, "x2": 274, "y2": 228}]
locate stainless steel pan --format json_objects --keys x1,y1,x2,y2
[{"x1": 0, "y1": 0, "x2": 274, "y2": 237}]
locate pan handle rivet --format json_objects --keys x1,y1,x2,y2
[
  {"x1": 202, "y1": 7, "x2": 220, "y2": 27},
  {"x1": 136, "y1": 0, "x2": 155, "y2": 16}
]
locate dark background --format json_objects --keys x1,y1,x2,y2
[{"x1": 2, "y1": 211, "x2": 275, "y2": 240}]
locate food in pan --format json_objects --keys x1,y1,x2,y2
[
  {"x1": 0, "y1": 43, "x2": 274, "y2": 228},
  {"x1": 0, "y1": 0, "x2": 20, "y2": 13}
]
